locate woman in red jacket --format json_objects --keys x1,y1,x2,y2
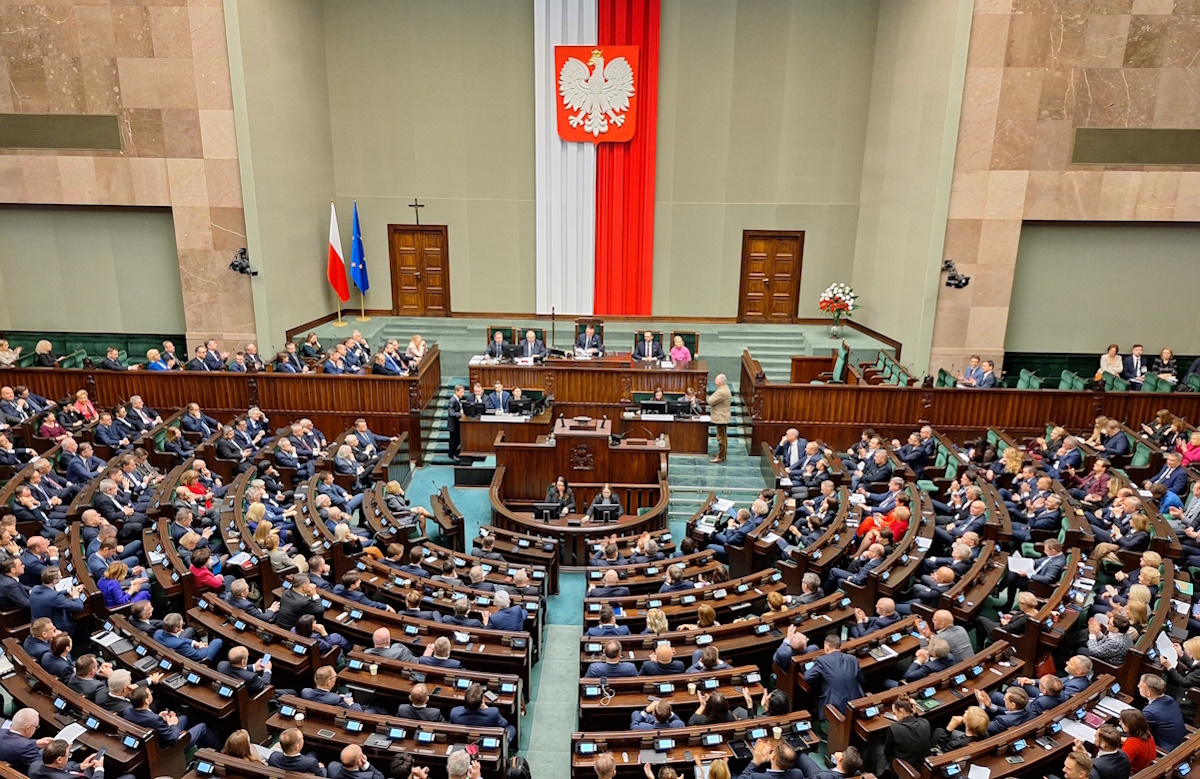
[{"x1": 188, "y1": 547, "x2": 232, "y2": 594}]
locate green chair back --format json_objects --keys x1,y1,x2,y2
[
  {"x1": 1131, "y1": 441, "x2": 1153, "y2": 468},
  {"x1": 487, "y1": 325, "x2": 517, "y2": 345},
  {"x1": 575, "y1": 321, "x2": 605, "y2": 343},
  {"x1": 1058, "y1": 370, "x2": 1075, "y2": 391}
]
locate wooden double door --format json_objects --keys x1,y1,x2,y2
[
  {"x1": 737, "y1": 230, "x2": 804, "y2": 323},
  {"x1": 389, "y1": 224, "x2": 450, "y2": 316}
]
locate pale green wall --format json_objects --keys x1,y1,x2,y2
[
  {"x1": 0, "y1": 206, "x2": 184, "y2": 333},
  {"x1": 1006, "y1": 223, "x2": 1200, "y2": 355},
  {"x1": 653, "y1": 0, "x2": 879, "y2": 318},
  {"x1": 226, "y1": 0, "x2": 338, "y2": 354},
  {"x1": 851, "y1": 0, "x2": 972, "y2": 372},
  {"x1": 322, "y1": 0, "x2": 536, "y2": 314}
]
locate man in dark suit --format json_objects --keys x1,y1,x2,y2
[
  {"x1": 302, "y1": 665, "x2": 364, "y2": 711},
  {"x1": 441, "y1": 599, "x2": 484, "y2": 629},
  {"x1": 0, "y1": 557, "x2": 31, "y2": 610},
  {"x1": 22, "y1": 617, "x2": 55, "y2": 660},
  {"x1": 587, "y1": 570, "x2": 630, "y2": 599},
  {"x1": 447, "y1": 384, "x2": 464, "y2": 461},
  {"x1": 802, "y1": 634, "x2": 864, "y2": 720},
  {"x1": 268, "y1": 728, "x2": 326, "y2": 776},
  {"x1": 276, "y1": 574, "x2": 326, "y2": 630},
  {"x1": 1000, "y1": 538, "x2": 1066, "y2": 609},
  {"x1": 225, "y1": 580, "x2": 279, "y2": 622},
  {"x1": 1123, "y1": 344, "x2": 1147, "y2": 385},
  {"x1": 851, "y1": 449, "x2": 892, "y2": 491},
  {"x1": 976, "y1": 686, "x2": 1033, "y2": 736},
  {"x1": 0, "y1": 707, "x2": 46, "y2": 773},
  {"x1": 485, "y1": 330, "x2": 508, "y2": 358},
  {"x1": 739, "y1": 738, "x2": 801, "y2": 779},
  {"x1": 1140, "y1": 673, "x2": 1187, "y2": 751},
  {"x1": 797, "y1": 746, "x2": 864, "y2": 779},
  {"x1": 575, "y1": 324, "x2": 604, "y2": 355},
  {"x1": 585, "y1": 640, "x2": 638, "y2": 678},
  {"x1": 226, "y1": 352, "x2": 248, "y2": 372},
  {"x1": 99, "y1": 347, "x2": 135, "y2": 371},
  {"x1": 283, "y1": 341, "x2": 307, "y2": 372},
  {"x1": 12, "y1": 487, "x2": 60, "y2": 538},
  {"x1": 400, "y1": 590, "x2": 443, "y2": 622},
  {"x1": 450, "y1": 683, "x2": 517, "y2": 746},
  {"x1": 66, "y1": 654, "x2": 110, "y2": 700},
  {"x1": 487, "y1": 590, "x2": 528, "y2": 632},
  {"x1": 519, "y1": 330, "x2": 547, "y2": 359},
  {"x1": 901, "y1": 637, "x2": 957, "y2": 684},
  {"x1": 418, "y1": 636, "x2": 463, "y2": 669},
  {"x1": 123, "y1": 685, "x2": 218, "y2": 748},
  {"x1": 1146, "y1": 452, "x2": 1188, "y2": 497},
  {"x1": 893, "y1": 432, "x2": 930, "y2": 477},
  {"x1": 29, "y1": 568, "x2": 84, "y2": 635},
  {"x1": 395, "y1": 683, "x2": 446, "y2": 721},
  {"x1": 30, "y1": 738, "x2": 112, "y2": 779},
  {"x1": 1088, "y1": 725, "x2": 1132, "y2": 779},
  {"x1": 848, "y1": 598, "x2": 901, "y2": 638},
  {"x1": 486, "y1": 382, "x2": 510, "y2": 413},
  {"x1": 186, "y1": 345, "x2": 213, "y2": 371},
  {"x1": 976, "y1": 360, "x2": 999, "y2": 388},
  {"x1": 640, "y1": 644, "x2": 684, "y2": 676},
  {"x1": 216, "y1": 646, "x2": 273, "y2": 696},
  {"x1": 330, "y1": 744, "x2": 385, "y2": 779},
  {"x1": 633, "y1": 331, "x2": 664, "y2": 362},
  {"x1": 585, "y1": 604, "x2": 629, "y2": 638},
  {"x1": 243, "y1": 342, "x2": 265, "y2": 371},
  {"x1": 363, "y1": 627, "x2": 416, "y2": 662},
  {"x1": 155, "y1": 612, "x2": 222, "y2": 664}
]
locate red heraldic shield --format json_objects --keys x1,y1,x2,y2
[{"x1": 555, "y1": 45, "x2": 639, "y2": 144}]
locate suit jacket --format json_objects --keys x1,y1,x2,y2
[
  {"x1": 1123, "y1": 354, "x2": 1147, "y2": 381},
  {"x1": 1092, "y1": 751, "x2": 1131, "y2": 779},
  {"x1": 575, "y1": 333, "x2": 604, "y2": 353},
  {"x1": 802, "y1": 651, "x2": 864, "y2": 718},
  {"x1": 396, "y1": 703, "x2": 446, "y2": 721},
  {"x1": 186, "y1": 357, "x2": 211, "y2": 372},
  {"x1": 588, "y1": 585, "x2": 630, "y2": 599},
  {"x1": 903, "y1": 655, "x2": 956, "y2": 682},
  {"x1": 849, "y1": 611, "x2": 902, "y2": 639},
  {"x1": 640, "y1": 658, "x2": 685, "y2": 675},
  {"x1": 302, "y1": 687, "x2": 362, "y2": 710},
  {"x1": 124, "y1": 705, "x2": 183, "y2": 745},
  {"x1": 585, "y1": 623, "x2": 629, "y2": 638},
  {"x1": 485, "y1": 340, "x2": 508, "y2": 358},
  {"x1": 68, "y1": 673, "x2": 107, "y2": 700},
  {"x1": 885, "y1": 716, "x2": 933, "y2": 770},
  {"x1": 181, "y1": 413, "x2": 218, "y2": 436},
  {"x1": 488, "y1": 605, "x2": 528, "y2": 632},
  {"x1": 364, "y1": 643, "x2": 417, "y2": 662},
  {"x1": 1144, "y1": 695, "x2": 1187, "y2": 751},
  {"x1": 519, "y1": 339, "x2": 547, "y2": 358},
  {"x1": 269, "y1": 751, "x2": 327, "y2": 777},
  {"x1": 585, "y1": 661, "x2": 638, "y2": 678},
  {"x1": 29, "y1": 584, "x2": 84, "y2": 633},
  {"x1": 740, "y1": 760, "x2": 806, "y2": 779},
  {"x1": 0, "y1": 574, "x2": 31, "y2": 609},
  {"x1": 417, "y1": 655, "x2": 463, "y2": 669},
  {"x1": 977, "y1": 372, "x2": 998, "y2": 388},
  {"x1": 1150, "y1": 465, "x2": 1188, "y2": 497},
  {"x1": 100, "y1": 357, "x2": 129, "y2": 371},
  {"x1": 217, "y1": 660, "x2": 271, "y2": 696},
  {"x1": 449, "y1": 705, "x2": 512, "y2": 731},
  {"x1": 276, "y1": 588, "x2": 326, "y2": 630},
  {"x1": 486, "y1": 391, "x2": 510, "y2": 412},
  {"x1": 986, "y1": 707, "x2": 1032, "y2": 736},
  {"x1": 857, "y1": 460, "x2": 893, "y2": 485},
  {"x1": 1030, "y1": 553, "x2": 1067, "y2": 584},
  {"x1": 634, "y1": 340, "x2": 665, "y2": 360},
  {"x1": 0, "y1": 728, "x2": 41, "y2": 772}
]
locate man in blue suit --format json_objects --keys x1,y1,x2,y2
[
  {"x1": 1140, "y1": 673, "x2": 1187, "y2": 751},
  {"x1": 803, "y1": 634, "x2": 864, "y2": 720},
  {"x1": 576, "y1": 324, "x2": 604, "y2": 355},
  {"x1": 585, "y1": 604, "x2": 629, "y2": 638},
  {"x1": 66, "y1": 442, "x2": 105, "y2": 484},
  {"x1": 92, "y1": 413, "x2": 130, "y2": 449},
  {"x1": 487, "y1": 590, "x2": 528, "y2": 632},
  {"x1": 587, "y1": 570, "x2": 630, "y2": 599},
  {"x1": 154, "y1": 613, "x2": 223, "y2": 665},
  {"x1": 976, "y1": 686, "x2": 1033, "y2": 736},
  {"x1": 585, "y1": 640, "x2": 638, "y2": 678},
  {"x1": 1146, "y1": 452, "x2": 1188, "y2": 497},
  {"x1": 900, "y1": 637, "x2": 957, "y2": 684},
  {"x1": 333, "y1": 573, "x2": 391, "y2": 611},
  {"x1": 418, "y1": 637, "x2": 463, "y2": 669},
  {"x1": 797, "y1": 746, "x2": 864, "y2": 779},
  {"x1": 29, "y1": 568, "x2": 85, "y2": 635},
  {"x1": 123, "y1": 685, "x2": 219, "y2": 749},
  {"x1": 203, "y1": 340, "x2": 228, "y2": 370},
  {"x1": 1044, "y1": 439, "x2": 1083, "y2": 480},
  {"x1": 0, "y1": 708, "x2": 46, "y2": 773},
  {"x1": 848, "y1": 598, "x2": 901, "y2": 638},
  {"x1": 486, "y1": 382, "x2": 511, "y2": 413},
  {"x1": 1000, "y1": 538, "x2": 1066, "y2": 609},
  {"x1": 774, "y1": 428, "x2": 808, "y2": 471},
  {"x1": 933, "y1": 499, "x2": 987, "y2": 551},
  {"x1": 450, "y1": 683, "x2": 517, "y2": 746},
  {"x1": 976, "y1": 361, "x2": 998, "y2": 388},
  {"x1": 302, "y1": 666, "x2": 365, "y2": 711},
  {"x1": 0, "y1": 557, "x2": 31, "y2": 610},
  {"x1": 19, "y1": 537, "x2": 60, "y2": 588},
  {"x1": 893, "y1": 432, "x2": 930, "y2": 477},
  {"x1": 633, "y1": 331, "x2": 665, "y2": 362}
]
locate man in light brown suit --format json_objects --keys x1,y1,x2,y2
[{"x1": 707, "y1": 373, "x2": 732, "y2": 463}]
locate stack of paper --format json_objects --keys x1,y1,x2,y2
[{"x1": 713, "y1": 498, "x2": 735, "y2": 513}]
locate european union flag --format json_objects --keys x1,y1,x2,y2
[{"x1": 350, "y1": 201, "x2": 369, "y2": 294}]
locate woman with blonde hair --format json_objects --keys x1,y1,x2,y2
[
  {"x1": 936, "y1": 705, "x2": 990, "y2": 751},
  {"x1": 34, "y1": 339, "x2": 58, "y2": 367},
  {"x1": 1085, "y1": 416, "x2": 1110, "y2": 447},
  {"x1": 264, "y1": 533, "x2": 301, "y2": 573},
  {"x1": 145, "y1": 348, "x2": 169, "y2": 371},
  {"x1": 0, "y1": 339, "x2": 21, "y2": 367},
  {"x1": 643, "y1": 608, "x2": 669, "y2": 635},
  {"x1": 406, "y1": 334, "x2": 427, "y2": 362},
  {"x1": 98, "y1": 561, "x2": 150, "y2": 608},
  {"x1": 669, "y1": 335, "x2": 692, "y2": 363},
  {"x1": 71, "y1": 390, "x2": 98, "y2": 421},
  {"x1": 177, "y1": 531, "x2": 200, "y2": 567}
]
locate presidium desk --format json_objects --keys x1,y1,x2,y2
[
  {"x1": 464, "y1": 353, "x2": 711, "y2": 456},
  {"x1": 488, "y1": 417, "x2": 670, "y2": 567}
]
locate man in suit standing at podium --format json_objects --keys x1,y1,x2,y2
[
  {"x1": 520, "y1": 330, "x2": 547, "y2": 359},
  {"x1": 633, "y1": 331, "x2": 665, "y2": 362},
  {"x1": 486, "y1": 382, "x2": 510, "y2": 413},
  {"x1": 486, "y1": 331, "x2": 508, "y2": 358},
  {"x1": 707, "y1": 374, "x2": 731, "y2": 464},
  {"x1": 576, "y1": 324, "x2": 604, "y2": 355},
  {"x1": 447, "y1": 385, "x2": 464, "y2": 462}
]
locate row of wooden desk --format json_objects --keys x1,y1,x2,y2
[{"x1": 460, "y1": 409, "x2": 710, "y2": 456}]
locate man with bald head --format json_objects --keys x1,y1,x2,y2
[
  {"x1": 640, "y1": 643, "x2": 684, "y2": 676},
  {"x1": 897, "y1": 566, "x2": 957, "y2": 615},
  {"x1": 933, "y1": 499, "x2": 988, "y2": 550},
  {"x1": 364, "y1": 627, "x2": 416, "y2": 662},
  {"x1": 772, "y1": 624, "x2": 815, "y2": 668},
  {"x1": 849, "y1": 598, "x2": 901, "y2": 638},
  {"x1": 333, "y1": 744, "x2": 384, "y2": 779},
  {"x1": 775, "y1": 428, "x2": 808, "y2": 471},
  {"x1": 588, "y1": 569, "x2": 629, "y2": 599},
  {"x1": 917, "y1": 609, "x2": 974, "y2": 662}
]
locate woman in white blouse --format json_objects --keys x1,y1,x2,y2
[
  {"x1": 406, "y1": 334, "x2": 427, "y2": 362},
  {"x1": 1099, "y1": 343, "x2": 1122, "y2": 377}
]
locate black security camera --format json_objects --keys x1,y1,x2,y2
[{"x1": 229, "y1": 248, "x2": 257, "y2": 277}]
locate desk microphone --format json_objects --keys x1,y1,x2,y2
[{"x1": 642, "y1": 427, "x2": 655, "y2": 439}]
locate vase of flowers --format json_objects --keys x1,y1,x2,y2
[{"x1": 818, "y1": 283, "x2": 858, "y2": 338}]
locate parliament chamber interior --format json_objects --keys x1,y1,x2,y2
[{"x1": 4, "y1": 2, "x2": 1200, "y2": 779}]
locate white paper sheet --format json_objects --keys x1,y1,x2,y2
[
  {"x1": 1059, "y1": 718, "x2": 1097, "y2": 743},
  {"x1": 55, "y1": 723, "x2": 86, "y2": 745},
  {"x1": 1007, "y1": 554, "x2": 1035, "y2": 575},
  {"x1": 967, "y1": 765, "x2": 990, "y2": 779},
  {"x1": 1157, "y1": 632, "x2": 1180, "y2": 667},
  {"x1": 713, "y1": 498, "x2": 735, "y2": 513}
]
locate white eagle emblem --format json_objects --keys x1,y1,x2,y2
[{"x1": 558, "y1": 49, "x2": 635, "y2": 137}]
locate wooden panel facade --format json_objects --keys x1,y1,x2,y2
[{"x1": 2, "y1": 346, "x2": 442, "y2": 461}]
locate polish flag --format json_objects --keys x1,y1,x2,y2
[{"x1": 327, "y1": 202, "x2": 350, "y2": 302}]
